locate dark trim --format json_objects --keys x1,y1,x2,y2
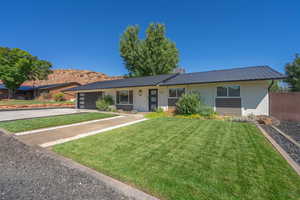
[
  {"x1": 161, "y1": 77, "x2": 287, "y2": 87},
  {"x1": 116, "y1": 104, "x2": 133, "y2": 111},
  {"x1": 148, "y1": 89, "x2": 158, "y2": 111}
]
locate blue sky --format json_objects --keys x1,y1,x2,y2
[{"x1": 1, "y1": 0, "x2": 299, "y2": 76}]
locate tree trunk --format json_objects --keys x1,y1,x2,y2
[{"x1": 8, "y1": 89, "x2": 16, "y2": 99}]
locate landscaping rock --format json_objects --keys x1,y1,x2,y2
[
  {"x1": 0, "y1": 133, "x2": 131, "y2": 200},
  {"x1": 261, "y1": 125, "x2": 300, "y2": 166},
  {"x1": 276, "y1": 121, "x2": 300, "y2": 144}
]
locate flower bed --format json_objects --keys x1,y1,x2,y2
[{"x1": 0, "y1": 103, "x2": 74, "y2": 110}]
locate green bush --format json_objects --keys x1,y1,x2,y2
[
  {"x1": 175, "y1": 93, "x2": 201, "y2": 115},
  {"x1": 53, "y1": 93, "x2": 65, "y2": 102},
  {"x1": 175, "y1": 92, "x2": 216, "y2": 118},
  {"x1": 103, "y1": 95, "x2": 114, "y2": 105},
  {"x1": 96, "y1": 95, "x2": 114, "y2": 111},
  {"x1": 155, "y1": 107, "x2": 164, "y2": 113}
]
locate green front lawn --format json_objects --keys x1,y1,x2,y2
[
  {"x1": 0, "y1": 99, "x2": 73, "y2": 105},
  {"x1": 53, "y1": 118, "x2": 300, "y2": 200},
  {"x1": 0, "y1": 112, "x2": 116, "y2": 133}
]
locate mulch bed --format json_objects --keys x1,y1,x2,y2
[
  {"x1": 276, "y1": 121, "x2": 300, "y2": 144},
  {"x1": 261, "y1": 125, "x2": 300, "y2": 166}
]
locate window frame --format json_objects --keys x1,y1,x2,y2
[
  {"x1": 216, "y1": 85, "x2": 240, "y2": 98},
  {"x1": 116, "y1": 90, "x2": 133, "y2": 105},
  {"x1": 168, "y1": 88, "x2": 185, "y2": 98}
]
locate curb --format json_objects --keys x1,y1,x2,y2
[{"x1": 256, "y1": 123, "x2": 300, "y2": 176}]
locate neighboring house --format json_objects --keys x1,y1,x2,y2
[
  {"x1": 0, "y1": 82, "x2": 80, "y2": 100},
  {"x1": 35, "y1": 82, "x2": 81, "y2": 100},
  {"x1": 66, "y1": 66, "x2": 286, "y2": 116},
  {"x1": 0, "y1": 84, "x2": 34, "y2": 100}
]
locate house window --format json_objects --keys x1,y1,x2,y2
[
  {"x1": 217, "y1": 86, "x2": 240, "y2": 97},
  {"x1": 169, "y1": 88, "x2": 185, "y2": 98},
  {"x1": 116, "y1": 90, "x2": 133, "y2": 104}
]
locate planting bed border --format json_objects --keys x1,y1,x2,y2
[{"x1": 257, "y1": 124, "x2": 300, "y2": 176}]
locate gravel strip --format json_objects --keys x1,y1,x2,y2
[
  {"x1": 276, "y1": 121, "x2": 300, "y2": 144},
  {"x1": 261, "y1": 125, "x2": 300, "y2": 166},
  {"x1": 0, "y1": 132, "x2": 130, "y2": 200}
]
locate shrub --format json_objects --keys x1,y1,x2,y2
[
  {"x1": 103, "y1": 95, "x2": 114, "y2": 105},
  {"x1": 155, "y1": 107, "x2": 164, "y2": 113},
  {"x1": 96, "y1": 95, "x2": 114, "y2": 111},
  {"x1": 39, "y1": 93, "x2": 52, "y2": 101},
  {"x1": 53, "y1": 93, "x2": 65, "y2": 102},
  {"x1": 175, "y1": 93, "x2": 201, "y2": 115}
]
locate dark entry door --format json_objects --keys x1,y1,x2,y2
[{"x1": 148, "y1": 89, "x2": 158, "y2": 111}]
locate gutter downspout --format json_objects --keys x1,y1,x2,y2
[{"x1": 268, "y1": 79, "x2": 274, "y2": 116}]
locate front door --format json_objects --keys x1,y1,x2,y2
[{"x1": 148, "y1": 89, "x2": 158, "y2": 111}]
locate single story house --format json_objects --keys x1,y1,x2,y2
[
  {"x1": 66, "y1": 66, "x2": 286, "y2": 116},
  {"x1": 35, "y1": 82, "x2": 81, "y2": 100},
  {"x1": 0, "y1": 84, "x2": 34, "y2": 100},
  {"x1": 0, "y1": 82, "x2": 80, "y2": 100}
]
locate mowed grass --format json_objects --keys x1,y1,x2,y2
[
  {"x1": 0, "y1": 112, "x2": 116, "y2": 133},
  {"x1": 53, "y1": 118, "x2": 300, "y2": 200},
  {"x1": 0, "y1": 100, "x2": 73, "y2": 105}
]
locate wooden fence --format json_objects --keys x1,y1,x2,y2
[{"x1": 270, "y1": 92, "x2": 300, "y2": 121}]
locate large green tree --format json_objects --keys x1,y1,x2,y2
[
  {"x1": 0, "y1": 47, "x2": 52, "y2": 98},
  {"x1": 285, "y1": 54, "x2": 300, "y2": 91},
  {"x1": 120, "y1": 23, "x2": 179, "y2": 77}
]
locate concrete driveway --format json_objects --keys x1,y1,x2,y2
[
  {"x1": 16, "y1": 114, "x2": 145, "y2": 147},
  {"x1": 0, "y1": 108, "x2": 83, "y2": 122}
]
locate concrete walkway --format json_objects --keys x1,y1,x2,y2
[{"x1": 16, "y1": 114, "x2": 145, "y2": 146}]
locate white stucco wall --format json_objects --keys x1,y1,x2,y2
[
  {"x1": 75, "y1": 80, "x2": 270, "y2": 116},
  {"x1": 156, "y1": 80, "x2": 270, "y2": 116}
]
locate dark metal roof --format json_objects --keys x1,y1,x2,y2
[
  {"x1": 160, "y1": 66, "x2": 286, "y2": 86},
  {"x1": 66, "y1": 66, "x2": 286, "y2": 91},
  {"x1": 0, "y1": 84, "x2": 34, "y2": 91},
  {"x1": 37, "y1": 82, "x2": 80, "y2": 90},
  {"x1": 66, "y1": 74, "x2": 177, "y2": 91}
]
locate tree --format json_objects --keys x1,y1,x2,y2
[
  {"x1": 269, "y1": 80, "x2": 282, "y2": 92},
  {"x1": 120, "y1": 23, "x2": 179, "y2": 77},
  {"x1": 285, "y1": 54, "x2": 300, "y2": 91},
  {"x1": 0, "y1": 47, "x2": 52, "y2": 98}
]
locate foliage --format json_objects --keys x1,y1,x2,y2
[
  {"x1": 0, "y1": 99, "x2": 73, "y2": 105},
  {"x1": 120, "y1": 23, "x2": 179, "y2": 77},
  {"x1": 155, "y1": 107, "x2": 164, "y2": 113},
  {"x1": 285, "y1": 54, "x2": 300, "y2": 91},
  {"x1": 175, "y1": 93, "x2": 202, "y2": 115},
  {"x1": 39, "y1": 93, "x2": 52, "y2": 100},
  {"x1": 103, "y1": 95, "x2": 114, "y2": 105},
  {"x1": 175, "y1": 92, "x2": 216, "y2": 118},
  {"x1": 0, "y1": 47, "x2": 52, "y2": 98},
  {"x1": 144, "y1": 111, "x2": 170, "y2": 119},
  {"x1": 175, "y1": 114, "x2": 204, "y2": 119},
  {"x1": 53, "y1": 93, "x2": 65, "y2": 102},
  {"x1": 0, "y1": 112, "x2": 116, "y2": 133},
  {"x1": 269, "y1": 80, "x2": 282, "y2": 92},
  {"x1": 96, "y1": 95, "x2": 114, "y2": 111}
]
